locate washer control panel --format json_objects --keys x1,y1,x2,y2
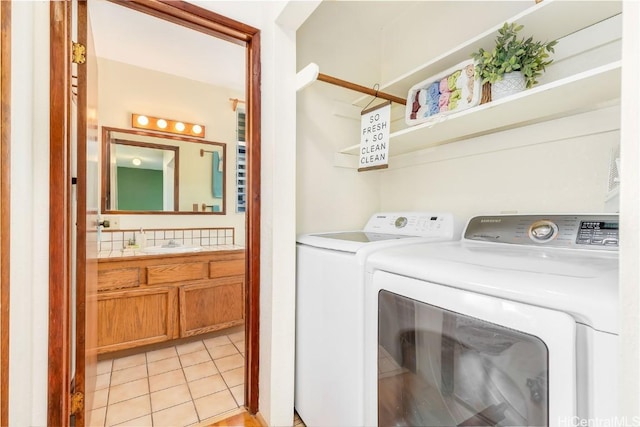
[
  {"x1": 363, "y1": 212, "x2": 456, "y2": 238},
  {"x1": 464, "y1": 214, "x2": 619, "y2": 250}
]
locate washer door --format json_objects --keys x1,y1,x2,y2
[{"x1": 364, "y1": 271, "x2": 576, "y2": 427}]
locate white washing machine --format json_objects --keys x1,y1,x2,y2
[
  {"x1": 363, "y1": 214, "x2": 619, "y2": 427},
  {"x1": 295, "y1": 212, "x2": 459, "y2": 427}
]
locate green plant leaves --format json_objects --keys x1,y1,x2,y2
[{"x1": 471, "y1": 22, "x2": 558, "y2": 88}]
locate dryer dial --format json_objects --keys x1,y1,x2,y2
[
  {"x1": 394, "y1": 217, "x2": 408, "y2": 228},
  {"x1": 529, "y1": 220, "x2": 558, "y2": 242}
]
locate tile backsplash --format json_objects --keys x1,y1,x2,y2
[{"x1": 99, "y1": 227, "x2": 235, "y2": 252}]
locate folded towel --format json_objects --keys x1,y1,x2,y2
[
  {"x1": 439, "y1": 104, "x2": 449, "y2": 112},
  {"x1": 447, "y1": 70, "x2": 462, "y2": 92},
  {"x1": 428, "y1": 100, "x2": 439, "y2": 116},
  {"x1": 439, "y1": 77, "x2": 450, "y2": 94},
  {"x1": 417, "y1": 106, "x2": 429, "y2": 118},
  {"x1": 456, "y1": 72, "x2": 470, "y2": 105},
  {"x1": 438, "y1": 92, "x2": 450, "y2": 109},
  {"x1": 426, "y1": 82, "x2": 440, "y2": 116},
  {"x1": 428, "y1": 81, "x2": 440, "y2": 99},
  {"x1": 465, "y1": 64, "x2": 476, "y2": 102},
  {"x1": 448, "y1": 89, "x2": 462, "y2": 110},
  {"x1": 418, "y1": 89, "x2": 428, "y2": 106}
]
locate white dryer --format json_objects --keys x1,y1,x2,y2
[
  {"x1": 363, "y1": 214, "x2": 619, "y2": 427},
  {"x1": 295, "y1": 212, "x2": 459, "y2": 427}
]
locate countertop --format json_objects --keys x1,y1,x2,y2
[{"x1": 97, "y1": 244, "x2": 245, "y2": 260}]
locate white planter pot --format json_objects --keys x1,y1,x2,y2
[{"x1": 491, "y1": 71, "x2": 526, "y2": 101}]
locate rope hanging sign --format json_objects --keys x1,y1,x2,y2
[{"x1": 359, "y1": 100, "x2": 391, "y2": 172}]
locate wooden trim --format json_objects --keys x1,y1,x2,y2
[
  {"x1": 109, "y1": 0, "x2": 253, "y2": 46},
  {"x1": 104, "y1": 2, "x2": 262, "y2": 411},
  {"x1": 48, "y1": 2, "x2": 71, "y2": 426},
  {"x1": 0, "y1": 1, "x2": 10, "y2": 424},
  {"x1": 74, "y1": 2, "x2": 88, "y2": 425},
  {"x1": 49, "y1": 0, "x2": 262, "y2": 422},
  {"x1": 245, "y1": 29, "x2": 261, "y2": 414}
]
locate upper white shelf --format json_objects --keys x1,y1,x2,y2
[
  {"x1": 352, "y1": 0, "x2": 622, "y2": 107},
  {"x1": 338, "y1": 0, "x2": 622, "y2": 160},
  {"x1": 340, "y1": 61, "x2": 621, "y2": 157}
]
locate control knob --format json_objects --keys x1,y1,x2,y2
[
  {"x1": 529, "y1": 220, "x2": 558, "y2": 243},
  {"x1": 394, "y1": 217, "x2": 408, "y2": 228}
]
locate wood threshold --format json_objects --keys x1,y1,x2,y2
[{"x1": 0, "y1": 1, "x2": 11, "y2": 425}]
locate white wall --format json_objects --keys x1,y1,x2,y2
[
  {"x1": 192, "y1": 2, "x2": 305, "y2": 425},
  {"x1": 619, "y1": 0, "x2": 640, "y2": 419},
  {"x1": 380, "y1": 2, "x2": 530, "y2": 83},
  {"x1": 10, "y1": 2, "x2": 50, "y2": 426},
  {"x1": 380, "y1": 109, "x2": 620, "y2": 224},
  {"x1": 295, "y1": 1, "x2": 530, "y2": 235},
  {"x1": 97, "y1": 58, "x2": 246, "y2": 243}
]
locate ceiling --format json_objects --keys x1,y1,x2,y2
[{"x1": 87, "y1": 0, "x2": 246, "y2": 93}]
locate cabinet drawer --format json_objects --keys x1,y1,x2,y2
[
  {"x1": 179, "y1": 277, "x2": 244, "y2": 337},
  {"x1": 147, "y1": 262, "x2": 207, "y2": 285},
  {"x1": 98, "y1": 267, "x2": 140, "y2": 292},
  {"x1": 209, "y1": 259, "x2": 244, "y2": 279}
]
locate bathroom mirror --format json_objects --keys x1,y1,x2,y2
[{"x1": 102, "y1": 127, "x2": 226, "y2": 214}]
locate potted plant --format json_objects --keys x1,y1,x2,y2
[{"x1": 471, "y1": 22, "x2": 558, "y2": 101}]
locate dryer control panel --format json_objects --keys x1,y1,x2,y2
[
  {"x1": 363, "y1": 212, "x2": 456, "y2": 239},
  {"x1": 464, "y1": 214, "x2": 619, "y2": 250}
]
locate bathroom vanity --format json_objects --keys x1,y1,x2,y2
[{"x1": 96, "y1": 248, "x2": 245, "y2": 354}]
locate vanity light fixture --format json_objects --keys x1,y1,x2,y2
[
  {"x1": 131, "y1": 113, "x2": 206, "y2": 138},
  {"x1": 132, "y1": 158, "x2": 142, "y2": 166}
]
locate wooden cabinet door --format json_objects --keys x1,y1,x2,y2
[
  {"x1": 97, "y1": 287, "x2": 177, "y2": 354},
  {"x1": 179, "y1": 277, "x2": 244, "y2": 337}
]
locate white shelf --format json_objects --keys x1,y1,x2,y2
[
  {"x1": 338, "y1": 0, "x2": 622, "y2": 163},
  {"x1": 353, "y1": 0, "x2": 622, "y2": 107},
  {"x1": 340, "y1": 61, "x2": 621, "y2": 157}
]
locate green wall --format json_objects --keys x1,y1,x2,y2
[{"x1": 117, "y1": 167, "x2": 163, "y2": 210}]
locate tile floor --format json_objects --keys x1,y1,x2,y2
[{"x1": 87, "y1": 330, "x2": 245, "y2": 427}]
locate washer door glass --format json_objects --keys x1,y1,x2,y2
[{"x1": 378, "y1": 290, "x2": 549, "y2": 427}]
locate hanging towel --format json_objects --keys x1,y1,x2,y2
[{"x1": 212, "y1": 151, "x2": 223, "y2": 198}]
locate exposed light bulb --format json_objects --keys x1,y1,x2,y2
[
  {"x1": 132, "y1": 158, "x2": 142, "y2": 166},
  {"x1": 192, "y1": 124, "x2": 203, "y2": 135},
  {"x1": 175, "y1": 122, "x2": 185, "y2": 132},
  {"x1": 136, "y1": 115, "x2": 149, "y2": 126},
  {"x1": 156, "y1": 119, "x2": 167, "y2": 129}
]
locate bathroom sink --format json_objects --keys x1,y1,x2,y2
[{"x1": 141, "y1": 245, "x2": 204, "y2": 254}]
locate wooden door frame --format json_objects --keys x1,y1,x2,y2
[
  {"x1": 0, "y1": 1, "x2": 11, "y2": 425},
  {"x1": 48, "y1": 1, "x2": 261, "y2": 424}
]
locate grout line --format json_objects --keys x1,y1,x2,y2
[{"x1": 102, "y1": 333, "x2": 243, "y2": 426}]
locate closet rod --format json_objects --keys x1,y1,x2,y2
[{"x1": 317, "y1": 73, "x2": 406, "y2": 106}]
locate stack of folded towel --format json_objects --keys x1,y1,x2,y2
[{"x1": 407, "y1": 63, "x2": 478, "y2": 122}]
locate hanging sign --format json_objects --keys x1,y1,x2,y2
[{"x1": 359, "y1": 101, "x2": 390, "y2": 172}]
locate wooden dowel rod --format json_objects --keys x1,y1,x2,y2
[{"x1": 317, "y1": 73, "x2": 406, "y2": 105}]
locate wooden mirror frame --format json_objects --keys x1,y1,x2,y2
[{"x1": 101, "y1": 126, "x2": 227, "y2": 215}]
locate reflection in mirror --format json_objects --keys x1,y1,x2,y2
[{"x1": 102, "y1": 127, "x2": 226, "y2": 214}]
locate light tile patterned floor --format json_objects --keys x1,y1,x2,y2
[{"x1": 87, "y1": 330, "x2": 245, "y2": 427}]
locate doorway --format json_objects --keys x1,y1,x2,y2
[{"x1": 48, "y1": 1, "x2": 261, "y2": 425}]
